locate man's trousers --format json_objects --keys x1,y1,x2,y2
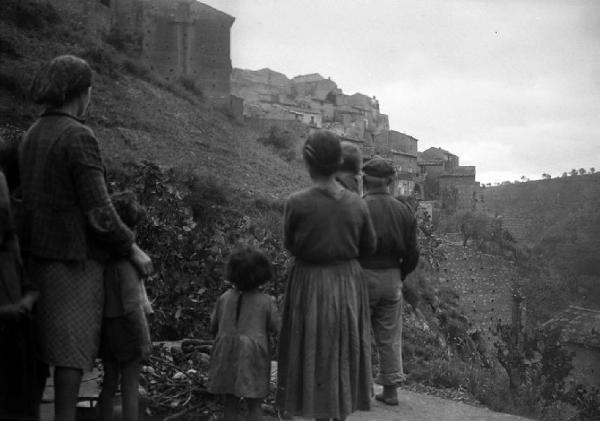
[{"x1": 364, "y1": 267, "x2": 405, "y2": 386}]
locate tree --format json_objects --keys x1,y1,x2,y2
[
  {"x1": 520, "y1": 175, "x2": 527, "y2": 182},
  {"x1": 590, "y1": 167, "x2": 596, "y2": 174},
  {"x1": 562, "y1": 172, "x2": 568, "y2": 178},
  {"x1": 579, "y1": 168, "x2": 587, "y2": 175},
  {"x1": 542, "y1": 173, "x2": 551, "y2": 180},
  {"x1": 570, "y1": 169, "x2": 578, "y2": 176}
]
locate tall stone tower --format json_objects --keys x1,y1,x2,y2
[{"x1": 113, "y1": 0, "x2": 235, "y2": 98}]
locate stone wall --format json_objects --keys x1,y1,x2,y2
[{"x1": 439, "y1": 242, "x2": 518, "y2": 342}]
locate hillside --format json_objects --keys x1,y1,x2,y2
[
  {"x1": 5, "y1": 3, "x2": 598, "y2": 420},
  {"x1": 482, "y1": 174, "x2": 600, "y2": 310},
  {"x1": 0, "y1": 1, "x2": 309, "y2": 200}
]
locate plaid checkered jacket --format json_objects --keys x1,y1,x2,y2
[{"x1": 17, "y1": 112, "x2": 133, "y2": 261}]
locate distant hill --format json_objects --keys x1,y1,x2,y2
[{"x1": 482, "y1": 174, "x2": 600, "y2": 308}]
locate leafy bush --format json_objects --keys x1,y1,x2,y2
[
  {"x1": 122, "y1": 59, "x2": 150, "y2": 79},
  {"x1": 107, "y1": 161, "x2": 289, "y2": 341},
  {"x1": 1, "y1": 0, "x2": 61, "y2": 30},
  {"x1": 79, "y1": 46, "x2": 120, "y2": 79},
  {"x1": 257, "y1": 126, "x2": 299, "y2": 162},
  {"x1": 0, "y1": 68, "x2": 29, "y2": 97},
  {"x1": 104, "y1": 28, "x2": 142, "y2": 54},
  {"x1": 0, "y1": 35, "x2": 20, "y2": 58},
  {"x1": 179, "y1": 76, "x2": 203, "y2": 99}
]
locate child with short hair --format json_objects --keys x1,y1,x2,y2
[
  {"x1": 97, "y1": 191, "x2": 152, "y2": 421},
  {"x1": 208, "y1": 246, "x2": 281, "y2": 421},
  {"x1": 335, "y1": 141, "x2": 363, "y2": 195}
]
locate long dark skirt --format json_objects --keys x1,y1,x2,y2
[{"x1": 276, "y1": 259, "x2": 372, "y2": 419}]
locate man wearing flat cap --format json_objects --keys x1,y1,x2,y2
[{"x1": 360, "y1": 156, "x2": 419, "y2": 405}]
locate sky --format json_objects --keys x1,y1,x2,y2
[{"x1": 202, "y1": 0, "x2": 600, "y2": 184}]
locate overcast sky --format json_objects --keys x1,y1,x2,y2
[{"x1": 202, "y1": 0, "x2": 600, "y2": 184}]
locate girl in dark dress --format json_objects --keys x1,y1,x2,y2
[
  {"x1": 208, "y1": 246, "x2": 281, "y2": 421},
  {"x1": 276, "y1": 131, "x2": 376, "y2": 421}
]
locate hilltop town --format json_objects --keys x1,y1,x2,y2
[
  {"x1": 231, "y1": 68, "x2": 480, "y2": 209},
  {"x1": 44, "y1": 0, "x2": 480, "y2": 210},
  {"x1": 3, "y1": 1, "x2": 599, "y2": 420}
]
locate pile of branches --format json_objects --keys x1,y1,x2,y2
[{"x1": 143, "y1": 340, "x2": 218, "y2": 420}]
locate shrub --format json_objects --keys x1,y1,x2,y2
[
  {"x1": 179, "y1": 75, "x2": 203, "y2": 98},
  {"x1": 107, "y1": 161, "x2": 289, "y2": 341},
  {"x1": 79, "y1": 46, "x2": 120, "y2": 79},
  {"x1": 0, "y1": 68, "x2": 29, "y2": 97},
  {"x1": 257, "y1": 126, "x2": 299, "y2": 162},
  {"x1": 122, "y1": 59, "x2": 150, "y2": 79},
  {"x1": 0, "y1": 35, "x2": 20, "y2": 58},
  {"x1": 104, "y1": 28, "x2": 141, "y2": 54},
  {"x1": 7, "y1": 0, "x2": 61, "y2": 30}
]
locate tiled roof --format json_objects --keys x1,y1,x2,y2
[{"x1": 542, "y1": 306, "x2": 600, "y2": 349}]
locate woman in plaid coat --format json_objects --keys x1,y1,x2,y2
[{"x1": 17, "y1": 55, "x2": 153, "y2": 421}]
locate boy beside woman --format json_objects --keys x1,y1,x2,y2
[{"x1": 0, "y1": 55, "x2": 153, "y2": 421}]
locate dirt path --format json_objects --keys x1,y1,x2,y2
[
  {"x1": 40, "y1": 373, "x2": 533, "y2": 421},
  {"x1": 269, "y1": 386, "x2": 533, "y2": 421}
]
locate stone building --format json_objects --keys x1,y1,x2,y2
[
  {"x1": 373, "y1": 131, "x2": 422, "y2": 196},
  {"x1": 43, "y1": 0, "x2": 235, "y2": 99},
  {"x1": 112, "y1": 0, "x2": 235, "y2": 98},
  {"x1": 419, "y1": 147, "x2": 478, "y2": 207},
  {"x1": 542, "y1": 306, "x2": 600, "y2": 389},
  {"x1": 231, "y1": 68, "x2": 291, "y2": 102},
  {"x1": 291, "y1": 74, "x2": 339, "y2": 101},
  {"x1": 438, "y1": 167, "x2": 478, "y2": 210}
]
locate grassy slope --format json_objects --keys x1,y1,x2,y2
[{"x1": 0, "y1": 2, "x2": 308, "y2": 200}]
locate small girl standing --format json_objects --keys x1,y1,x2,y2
[
  {"x1": 97, "y1": 191, "x2": 152, "y2": 421},
  {"x1": 208, "y1": 246, "x2": 281, "y2": 421}
]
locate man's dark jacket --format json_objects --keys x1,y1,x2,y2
[{"x1": 359, "y1": 187, "x2": 419, "y2": 279}]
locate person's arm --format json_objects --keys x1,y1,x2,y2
[
  {"x1": 66, "y1": 128, "x2": 134, "y2": 257},
  {"x1": 359, "y1": 200, "x2": 377, "y2": 257},
  {"x1": 210, "y1": 299, "x2": 220, "y2": 337},
  {"x1": 267, "y1": 295, "x2": 281, "y2": 335},
  {"x1": 117, "y1": 261, "x2": 142, "y2": 314},
  {"x1": 283, "y1": 197, "x2": 297, "y2": 253},
  {"x1": 401, "y1": 212, "x2": 420, "y2": 279},
  {"x1": 0, "y1": 303, "x2": 23, "y2": 320}
]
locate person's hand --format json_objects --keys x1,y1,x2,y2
[
  {"x1": 130, "y1": 243, "x2": 154, "y2": 276},
  {"x1": 19, "y1": 291, "x2": 38, "y2": 314},
  {"x1": 0, "y1": 303, "x2": 25, "y2": 321}
]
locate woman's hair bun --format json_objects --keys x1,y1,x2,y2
[
  {"x1": 30, "y1": 55, "x2": 92, "y2": 107},
  {"x1": 302, "y1": 130, "x2": 342, "y2": 176}
]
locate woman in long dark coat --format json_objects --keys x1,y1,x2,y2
[
  {"x1": 17, "y1": 55, "x2": 153, "y2": 421},
  {"x1": 276, "y1": 131, "x2": 376, "y2": 421}
]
